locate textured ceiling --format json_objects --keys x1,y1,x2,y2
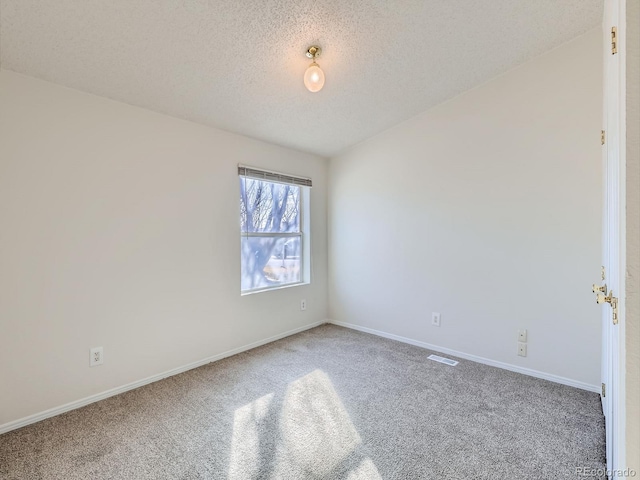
[{"x1": 0, "y1": 0, "x2": 602, "y2": 157}]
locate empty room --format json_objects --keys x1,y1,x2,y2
[{"x1": 0, "y1": 1, "x2": 638, "y2": 479}]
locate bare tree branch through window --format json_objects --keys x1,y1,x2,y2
[{"x1": 240, "y1": 178, "x2": 302, "y2": 292}]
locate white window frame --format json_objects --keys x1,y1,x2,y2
[{"x1": 239, "y1": 165, "x2": 311, "y2": 295}]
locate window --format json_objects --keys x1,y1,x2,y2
[{"x1": 239, "y1": 166, "x2": 311, "y2": 293}]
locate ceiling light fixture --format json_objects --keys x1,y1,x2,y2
[{"x1": 304, "y1": 46, "x2": 325, "y2": 93}]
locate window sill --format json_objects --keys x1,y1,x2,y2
[{"x1": 241, "y1": 281, "x2": 310, "y2": 296}]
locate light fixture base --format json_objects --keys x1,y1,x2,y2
[{"x1": 306, "y1": 46, "x2": 322, "y2": 59}]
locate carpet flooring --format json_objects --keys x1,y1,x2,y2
[{"x1": 0, "y1": 324, "x2": 606, "y2": 479}]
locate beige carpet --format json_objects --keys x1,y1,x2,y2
[{"x1": 0, "y1": 324, "x2": 606, "y2": 479}]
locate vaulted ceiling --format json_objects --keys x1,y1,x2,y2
[{"x1": 0, "y1": 0, "x2": 602, "y2": 156}]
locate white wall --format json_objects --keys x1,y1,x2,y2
[
  {"x1": 625, "y1": 0, "x2": 639, "y2": 471},
  {"x1": 328, "y1": 29, "x2": 603, "y2": 387},
  {"x1": 0, "y1": 69, "x2": 328, "y2": 427}
]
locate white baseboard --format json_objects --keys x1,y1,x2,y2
[
  {"x1": 0, "y1": 320, "x2": 327, "y2": 435},
  {"x1": 330, "y1": 320, "x2": 600, "y2": 393}
]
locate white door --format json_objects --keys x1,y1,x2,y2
[{"x1": 598, "y1": 0, "x2": 626, "y2": 474}]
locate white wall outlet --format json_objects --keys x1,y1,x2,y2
[
  {"x1": 90, "y1": 347, "x2": 104, "y2": 367},
  {"x1": 517, "y1": 342, "x2": 527, "y2": 357},
  {"x1": 300, "y1": 299, "x2": 307, "y2": 311},
  {"x1": 518, "y1": 329, "x2": 528, "y2": 342},
  {"x1": 431, "y1": 312, "x2": 441, "y2": 327}
]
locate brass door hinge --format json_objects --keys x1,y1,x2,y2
[
  {"x1": 602, "y1": 383, "x2": 606, "y2": 397},
  {"x1": 601, "y1": 130, "x2": 605, "y2": 145},
  {"x1": 596, "y1": 290, "x2": 619, "y2": 325},
  {"x1": 611, "y1": 294, "x2": 619, "y2": 325},
  {"x1": 612, "y1": 27, "x2": 618, "y2": 54}
]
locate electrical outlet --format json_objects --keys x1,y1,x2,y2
[
  {"x1": 90, "y1": 347, "x2": 104, "y2": 367},
  {"x1": 300, "y1": 299, "x2": 307, "y2": 311},
  {"x1": 518, "y1": 329, "x2": 528, "y2": 342},
  {"x1": 517, "y1": 342, "x2": 527, "y2": 357},
  {"x1": 431, "y1": 312, "x2": 441, "y2": 327}
]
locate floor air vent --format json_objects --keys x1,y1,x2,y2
[{"x1": 427, "y1": 354, "x2": 458, "y2": 366}]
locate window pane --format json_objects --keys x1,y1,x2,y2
[
  {"x1": 240, "y1": 178, "x2": 300, "y2": 233},
  {"x1": 241, "y1": 236, "x2": 301, "y2": 291}
]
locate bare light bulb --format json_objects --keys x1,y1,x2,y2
[{"x1": 304, "y1": 62, "x2": 325, "y2": 93}]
